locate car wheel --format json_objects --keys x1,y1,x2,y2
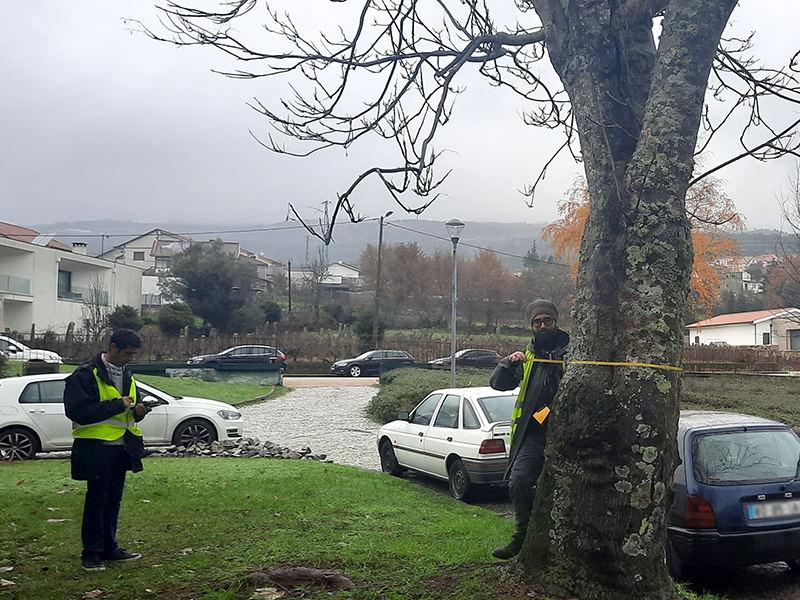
[
  {"x1": 349, "y1": 365, "x2": 362, "y2": 377},
  {"x1": 0, "y1": 427, "x2": 40, "y2": 461},
  {"x1": 448, "y1": 458, "x2": 474, "y2": 501},
  {"x1": 379, "y1": 439, "x2": 404, "y2": 476},
  {"x1": 666, "y1": 538, "x2": 693, "y2": 581},
  {"x1": 172, "y1": 419, "x2": 218, "y2": 447}
]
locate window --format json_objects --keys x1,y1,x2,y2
[
  {"x1": 57, "y1": 270, "x2": 72, "y2": 297},
  {"x1": 463, "y1": 401, "x2": 481, "y2": 429},
  {"x1": 433, "y1": 394, "x2": 460, "y2": 429},
  {"x1": 477, "y1": 394, "x2": 517, "y2": 423},
  {"x1": 411, "y1": 394, "x2": 442, "y2": 426},
  {"x1": 39, "y1": 381, "x2": 66, "y2": 403},
  {"x1": 133, "y1": 251, "x2": 146, "y2": 261},
  {"x1": 691, "y1": 428, "x2": 800, "y2": 484},
  {"x1": 763, "y1": 332, "x2": 771, "y2": 345},
  {"x1": 155, "y1": 257, "x2": 171, "y2": 270}
]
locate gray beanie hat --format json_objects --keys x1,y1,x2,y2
[{"x1": 525, "y1": 299, "x2": 559, "y2": 324}]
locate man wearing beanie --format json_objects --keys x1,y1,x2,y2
[{"x1": 489, "y1": 299, "x2": 569, "y2": 559}]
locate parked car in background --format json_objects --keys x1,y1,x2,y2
[
  {"x1": 667, "y1": 410, "x2": 800, "y2": 579},
  {"x1": 0, "y1": 373, "x2": 244, "y2": 460},
  {"x1": 377, "y1": 386, "x2": 519, "y2": 500},
  {"x1": 429, "y1": 349, "x2": 501, "y2": 369},
  {"x1": 0, "y1": 335, "x2": 62, "y2": 364},
  {"x1": 331, "y1": 350, "x2": 415, "y2": 377},
  {"x1": 188, "y1": 345, "x2": 287, "y2": 372}
]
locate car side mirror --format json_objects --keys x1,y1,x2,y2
[
  {"x1": 140, "y1": 395, "x2": 163, "y2": 408},
  {"x1": 397, "y1": 411, "x2": 410, "y2": 421}
]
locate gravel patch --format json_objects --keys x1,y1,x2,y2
[{"x1": 238, "y1": 385, "x2": 382, "y2": 472}]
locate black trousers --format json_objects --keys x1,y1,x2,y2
[
  {"x1": 80, "y1": 445, "x2": 128, "y2": 559},
  {"x1": 507, "y1": 430, "x2": 547, "y2": 545}
]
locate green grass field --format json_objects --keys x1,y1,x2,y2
[{"x1": 0, "y1": 459, "x2": 519, "y2": 600}]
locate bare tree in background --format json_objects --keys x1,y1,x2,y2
[
  {"x1": 136, "y1": 2, "x2": 800, "y2": 597},
  {"x1": 81, "y1": 275, "x2": 110, "y2": 341}
]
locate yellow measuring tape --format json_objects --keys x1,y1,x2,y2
[{"x1": 524, "y1": 357, "x2": 683, "y2": 372}]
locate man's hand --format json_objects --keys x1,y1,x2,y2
[
  {"x1": 122, "y1": 395, "x2": 135, "y2": 408},
  {"x1": 133, "y1": 403, "x2": 152, "y2": 418},
  {"x1": 508, "y1": 351, "x2": 527, "y2": 364}
]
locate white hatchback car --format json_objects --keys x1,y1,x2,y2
[
  {"x1": 377, "y1": 386, "x2": 519, "y2": 500},
  {"x1": 0, "y1": 373, "x2": 244, "y2": 460},
  {"x1": 0, "y1": 335, "x2": 62, "y2": 364}
]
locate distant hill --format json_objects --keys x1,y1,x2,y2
[
  {"x1": 730, "y1": 229, "x2": 799, "y2": 256},
  {"x1": 28, "y1": 218, "x2": 553, "y2": 270}
]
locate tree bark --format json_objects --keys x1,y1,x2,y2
[{"x1": 520, "y1": 1, "x2": 738, "y2": 598}]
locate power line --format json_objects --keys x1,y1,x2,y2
[{"x1": 385, "y1": 222, "x2": 571, "y2": 268}]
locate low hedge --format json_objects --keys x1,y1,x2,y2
[{"x1": 367, "y1": 366, "x2": 492, "y2": 423}]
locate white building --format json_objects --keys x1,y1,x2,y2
[
  {"x1": 98, "y1": 229, "x2": 191, "y2": 307},
  {"x1": 686, "y1": 308, "x2": 800, "y2": 350},
  {"x1": 0, "y1": 232, "x2": 142, "y2": 335}
]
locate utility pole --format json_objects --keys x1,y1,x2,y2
[
  {"x1": 287, "y1": 260, "x2": 292, "y2": 314},
  {"x1": 372, "y1": 211, "x2": 392, "y2": 349}
]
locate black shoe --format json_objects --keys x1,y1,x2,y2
[
  {"x1": 102, "y1": 548, "x2": 141, "y2": 562},
  {"x1": 492, "y1": 541, "x2": 522, "y2": 560},
  {"x1": 82, "y1": 555, "x2": 106, "y2": 571}
]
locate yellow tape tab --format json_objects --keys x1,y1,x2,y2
[{"x1": 533, "y1": 406, "x2": 550, "y2": 424}]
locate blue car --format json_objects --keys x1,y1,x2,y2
[{"x1": 667, "y1": 411, "x2": 800, "y2": 579}]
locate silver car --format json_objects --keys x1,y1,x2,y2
[{"x1": 0, "y1": 373, "x2": 244, "y2": 460}]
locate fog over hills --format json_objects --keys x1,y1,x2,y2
[
  {"x1": 28, "y1": 219, "x2": 551, "y2": 269},
  {"x1": 28, "y1": 219, "x2": 793, "y2": 270}
]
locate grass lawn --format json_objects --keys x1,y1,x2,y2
[
  {"x1": 0, "y1": 362, "x2": 288, "y2": 406},
  {"x1": 681, "y1": 373, "x2": 800, "y2": 430},
  {"x1": 0, "y1": 458, "x2": 521, "y2": 600}
]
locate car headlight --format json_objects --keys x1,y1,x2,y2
[{"x1": 217, "y1": 409, "x2": 242, "y2": 420}]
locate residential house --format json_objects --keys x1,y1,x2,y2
[
  {"x1": 0, "y1": 223, "x2": 142, "y2": 335},
  {"x1": 719, "y1": 270, "x2": 763, "y2": 295},
  {"x1": 98, "y1": 229, "x2": 191, "y2": 307},
  {"x1": 686, "y1": 308, "x2": 800, "y2": 349},
  {"x1": 323, "y1": 261, "x2": 363, "y2": 291}
]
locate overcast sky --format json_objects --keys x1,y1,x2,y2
[{"x1": 2, "y1": 1, "x2": 799, "y2": 236}]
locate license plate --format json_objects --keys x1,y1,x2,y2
[{"x1": 747, "y1": 499, "x2": 800, "y2": 520}]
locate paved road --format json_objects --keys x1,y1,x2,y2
[{"x1": 239, "y1": 384, "x2": 382, "y2": 471}]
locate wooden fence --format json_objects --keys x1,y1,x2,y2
[{"x1": 16, "y1": 330, "x2": 800, "y2": 372}]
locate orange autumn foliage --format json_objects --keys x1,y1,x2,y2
[{"x1": 541, "y1": 177, "x2": 744, "y2": 313}]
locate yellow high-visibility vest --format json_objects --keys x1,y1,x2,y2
[{"x1": 72, "y1": 369, "x2": 142, "y2": 440}]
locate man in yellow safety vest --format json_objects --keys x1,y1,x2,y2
[
  {"x1": 64, "y1": 329, "x2": 151, "y2": 571},
  {"x1": 489, "y1": 299, "x2": 569, "y2": 560}
]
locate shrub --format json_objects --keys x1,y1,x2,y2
[
  {"x1": 108, "y1": 304, "x2": 143, "y2": 331},
  {"x1": 367, "y1": 366, "x2": 492, "y2": 423},
  {"x1": 158, "y1": 302, "x2": 196, "y2": 336},
  {"x1": 261, "y1": 300, "x2": 283, "y2": 323}
]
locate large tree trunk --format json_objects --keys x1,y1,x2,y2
[{"x1": 520, "y1": 1, "x2": 738, "y2": 598}]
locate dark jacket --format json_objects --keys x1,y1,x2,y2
[
  {"x1": 489, "y1": 329, "x2": 569, "y2": 473},
  {"x1": 64, "y1": 353, "x2": 145, "y2": 480}
]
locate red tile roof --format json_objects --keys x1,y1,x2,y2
[
  {"x1": 0, "y1": 221, "x2": 72, "y2": 251},
  {"x1": 686, "y1": 308, "x2": 798, "y2": 328}
]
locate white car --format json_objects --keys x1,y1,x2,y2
[
  {"x1": 0, "y1": 373, "x2": 244, "y2": 460},
  {"x1": 377, "y1": 386, "x2": 519, "y2": 500},
  {"x1": 0, "y1": 335, "x2": 62, "y2": 364}
]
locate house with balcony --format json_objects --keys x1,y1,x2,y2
[{"x1": 0, "y1": 223, "x2": 142, "y2": 335}]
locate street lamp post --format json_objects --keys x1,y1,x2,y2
[
  {"x1": 445, "y1": 219, "x2": 465, "y2": 388},
  {"x1": 372, "y1": 211, "x2": 393, "y2": 349}
]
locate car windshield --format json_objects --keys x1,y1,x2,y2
[
  {"x1": 476, "y1": 394, "x2": 516, "y2": 423},
  {"x1": 353, "y1": 351, "x2": 378, "y2": 360},
  {"x1": 691, "y1": 428, "x2": 800, "y2": 485}
]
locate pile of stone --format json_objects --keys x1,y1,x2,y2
[{"x1": 145, "y1": 437, "x2": 332, "y2": 462}]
